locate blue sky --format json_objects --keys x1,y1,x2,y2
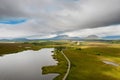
[
  {"x1": 0, "y1": 0, "x2": 120, "y2": 39},
  {"x1": 0, "y1": 19, "x2": 26, "y2": 24}
]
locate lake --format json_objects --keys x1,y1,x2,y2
[{"x1": 0, "y1": 48, "x2": 58, "y2": 80}]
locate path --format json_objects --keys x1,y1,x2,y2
[
  {"x1": 61, "y1": 51, "x2": 71, "y2": 80},
  {"x1": 103, "y1": 60, "x2": 119, "y2": 66}
]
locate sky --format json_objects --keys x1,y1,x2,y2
[{"x1": 0, "y1": 0, "x2": 120, "y2": 39}]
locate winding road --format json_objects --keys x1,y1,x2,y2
[{"x1": 61, "y1": 51, "x2": 71, "y2": 80}]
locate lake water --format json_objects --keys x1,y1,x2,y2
[{"x1": 0, "y1": 48, "x2": 58, "y2": 80}]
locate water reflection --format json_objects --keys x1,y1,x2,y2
[{"x1": 0, "y1": 48, "x2": 58, "y2": 80}]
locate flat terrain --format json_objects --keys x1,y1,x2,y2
[
  {"x1": 0, "y1": 43, "x2": 42, "y2": 55},
  {"x1": 0, "y1": 41, "x2": 68, "y2": 55},
  {"x1": 0, "y1": 41, "x2": 120, "y2": 80},
  {"x1": 63, "y1": 47, "x2": 120, "y2": 80},
  {"x1": 42, "y1": 41, "x2": 120, "y2": 80}
]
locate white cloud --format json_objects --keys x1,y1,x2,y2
[
  {"x1": 27, "y1": 34, "x2": 57, "y2": 39},
  {"x1": 0, "y1": 0, "x2": 120, "y2": 39},
  {"x1": 62, "y1": 25, "x2": 120, "y2": 38}
]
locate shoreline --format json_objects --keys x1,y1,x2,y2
[{"x1": 42, "y1": 50, "x2": 67, "y2": 80}]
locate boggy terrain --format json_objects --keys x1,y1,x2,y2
[
  {"x1": 42, "y1": 41, "x2": 120, "y2": 80},
  {"x1": 0, "y1": 41, "x2": 120, "y2": 80}
]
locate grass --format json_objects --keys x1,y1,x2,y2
[
  {"x1": 0, "y1": 41, "x2": 69, "y2": 56},
  {"x1": 42, "y1": 50, "x2": 68, "y2": 80},
  {"x1": 63, "y1": 47, "x2": 120, "y2": 80},
  {"x1": 1, "y1": 41, "x2": 120, "y2": 80},
  {"x1": 0, "y1": 43, "x2": 42, "y2": 56},
  {"x1": 0, "y1": 42, "x2": 69, "y2": 80},
  {"x1": 42, "y1": 45, "x2": 120, "y2": 80}
]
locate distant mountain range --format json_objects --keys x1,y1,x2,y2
[
  {"x1": 45, "y1": 35, "x2": 81, "y2": 40},
  {"x1": 0, "y1": 38, "x2": 29, "y2": 42},
  {"x1": 85, "y1": 35, "x2": 100, "y2": 40},
  {"x1": 102, "y1": 36, "x2": 120, "y2": 40},
  {"x1": 0, "y1": 35, "x2": 120, "y2": 42},
  {"x1": 0, "y1": 35, "x2": 81, "y2": 41}
]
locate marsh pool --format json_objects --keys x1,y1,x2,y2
[{"x1": 0, "y1": 48, "x2": 58, "y2": 80}]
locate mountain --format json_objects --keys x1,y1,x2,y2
[
  {"x1": 102, "y1": 36, "x2": 120, "y2": 40},
  {"x1": 46, "y1": 35, "x2": 81, "y2": 40},
  {"x1": 11, "y1": 38, "x2": 29, "y2": 41},
  {"x1": 85, "y1": 35, "x2": 100, "y2": 40},
  {"x1": 1, "y1": 35, "x2": 120, "y2": 41},
  {"x1": 0, "y1": 35, "x2": 81, "y2": 41},
  {"x1": 0, "y1": 38, "x2": 29, "y2": 42}
]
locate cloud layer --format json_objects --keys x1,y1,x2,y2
[{"x1": 0, "y1": 0, "x2": 120, "y2": 39}]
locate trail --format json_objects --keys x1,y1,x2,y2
[{"x1": 61, "y1": 51, "x2": 71, "y2": 80}]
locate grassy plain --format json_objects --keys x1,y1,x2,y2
[
  {"x1": 42, "y1": 41, "x2": 120, "y2": 80},
  {"x1": 0, "y1": 41, "x2": 68, "y2": 55},
  {"x1": 0, "y1": 43, "x2": 42, "y2": 56},
  {"x1": 0, "y1": 41, "x2": 68, "y2": 80},
  {"x1": 64, "y1": 47, "x2": 120, "y2": 80},
  {"x1": 0, "y1": 41, "x2": 120, "y2": 80},
  {"x1": 42, "y1": 50, "x2": 67, "y2": 80}
]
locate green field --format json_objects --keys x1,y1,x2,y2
[
  {"x1": 41, "y1": 41, "x2": 120, "y2": 80},
  {"x1": 42, "y1": 49, "x2": 68, "y2": 80},
  {"x1": 0, "y1": 41, "x2": 68, "y2": 55},
  {"x1": 0, "y1": 43, "x2": 42, "y2": 56},
  {"x1": 63, "y1": 47, "x2": 120, "y2": 80},
  {"x1": 0, "y1": 41, "x2": 120, "y2": 80}
]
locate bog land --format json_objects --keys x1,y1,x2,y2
[{"x1": 0, "y1": 41, "x2": 120, "y2": 80}]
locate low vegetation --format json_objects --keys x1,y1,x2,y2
[
  {"x1": 0, "y1": 41, "x2": 120, "y2": 80},
  {"x1": 63, "y1": 47, "x2": 120, "y2": 80},
  {"x1": 42, "y1": 47, "x2": 68, "y2": 80},
  {"x1": 0, "y1": 43, "x2": 42, "y2": 56},
  {"x1": 0, "y1": 41, "x2": 69, "y2": 56},
  {"x1": 41, "y1": 42, "x2": 120, "y2": 80}
]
